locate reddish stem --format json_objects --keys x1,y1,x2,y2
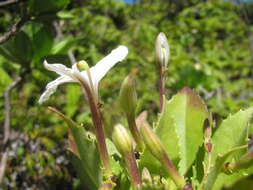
[
  {"x1": 80, "y1": 80, "x2": 110, "y2": 174},
  {"x1": 159, "y1": 66, "x2": 166, "y2": 112},
  {"x1": 125, "y1": 150, "x2": 141, "y2": 188},
  {"x1": 162, "y1": 153, "x2": 186, "y2": 188}
]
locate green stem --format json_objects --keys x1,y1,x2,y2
[{"x1": 127, "y1": 114, "x2": 143, "y2": 151}]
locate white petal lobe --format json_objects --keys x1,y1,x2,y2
[{"x1": 90, "y1": 45, "x2": 128, "y2": 86}]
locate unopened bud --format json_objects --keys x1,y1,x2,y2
[
  {"x1": 77, "y1": 60, "x2": 89, "y2": 71},
  {"x1": 119, "y1": 74, "x2": 137, "y2": 116},
  {"x1": 204, "y1": 119, "x2": 212, "y2": 139},
  {"x1": 139, "y1": 121, "x2": 165, "y2": 160},
  {"x1": 205, "y1": 141, "x2": 212, "y2": 153},
  {"x1": 142, "y1": 168, "x2": 152, "y2": 183},
  {"x1": 112, "y1": 124, "x2": 133, "y2": 155},
  {"x1": 155, "y1": 32, "x2": 170, "y2": 68}
]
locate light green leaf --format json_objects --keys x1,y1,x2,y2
[
  {"x1": 156, "y1": 100, "x2": 180, "y2": 166},
  {"x1": 48, "y1": 107, "x2": 101, "y2": 190},
  {"x1": 51, "y1": 36, "x2": 78, "y2": 54},
  {"x1": 0, "y1": 67, "x2": 12, "y2": 90},
  {"x1": 162, "y1": 87, "x2": 210, "y2": 175},
  {"x1": 212, "y1": 108, "x2": 253, "y2": 163},
  {"x1": 64, "y1": 84, "x2": 81, "y2": 117}
]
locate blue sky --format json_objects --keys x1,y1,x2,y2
[{"x1": 124, "y1": 0, "x2": 136, "y2": 3}]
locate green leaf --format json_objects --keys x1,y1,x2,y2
[
  {"x1": 28, "y1": 0, "x2": 70, "y2": 16},
  {"x1": 203, "y1": 145, "x2": 248, "y2": 190},
  {"x1": 160, "y1": 87, "x2": 210, "y2": 175},
  {"x1": 48, "y1": 107, "x2": 101, "y2": 190},
  {"x1": 51, "y1": 36, "x2": 78, "y2": 54},
  {"x1": 64, "y1": 84, "x2": 81, "y2": 117},
  {"x1": 23, "y1": 22, "x2": 54, "y2": 63},
  {"x1": 221, "y1": 176, "x2": 253, "y2": 190},
  {"x1": 0, "y1": 67, "x2": 12, "y2": 91},
  {"x1": 156, "y1": 100, "x2": 180, "y2": 166},
  {"x1": 0, "y1": 31, "x2": 33, "y2": 64},
  {"x1": 212, "y1": 108, "x2": 253, "y2": 163}
]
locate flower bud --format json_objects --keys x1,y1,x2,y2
[
  {"x1": 77, "y1": 60, "x2": 89, "y2": 71},
  {"x1": 119, "y1": 74, "x2": 137, "y2": 117},
  {"x1": 112, "y1": 124, "x2": 133, "y2": 155},
  {"x1": 155, "y1": 32, "x2": 170, "y2": 68},
  {"x1": 139, "y1": 121, "x2": 165, "y2": 160}
]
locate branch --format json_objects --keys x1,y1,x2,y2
[
  {"x1": 0, "y1": 17, "x2": 27, "y2": 45},
  {"x1": 0, "y1": 75, "x2": 21, "y2": 184},
  {"x1": 53, "y1": 21, "x2": 76, "y2": 65},
  {"x1": 0, "y1": 0, "x2": 18, "y2": 7}
]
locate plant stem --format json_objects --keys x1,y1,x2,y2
[
  {"x1": 80, "y1": 80, "x2": 111, "y2": 175},
  {"x1": 127, "y1": 114, "x2": 143, "y2": 151},
  {"x1": 159, "y1": 66, "x2": 166, "y2": 112},
  {"x1": 125, "y1": 150, "x2": 141, "y2": 189},
  {"x1": 162, "y1": 153, "x2": 186, "y2": 189}
]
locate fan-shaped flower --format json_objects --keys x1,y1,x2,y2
[{"x1": 39, "y1": 45, "x2": 128, "y2": 104}]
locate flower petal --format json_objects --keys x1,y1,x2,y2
[
  {"x1": 43, "y1": 60, "x2": 76, "y2": 79},
  {"x1": 90, "y1": 45, "x2": 128, "y2": 87},
  {"x1": 38, "y1": 75, "x2": 74, "y2": 104}
]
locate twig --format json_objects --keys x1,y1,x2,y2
[
  {"x1": 53, "y1": 21, "x2": 76, "y2": 65},
  {"x1": 0, "y1": 17, "x2": 27, "y2": 45},
  {"x1": 0, "y1": 76, "x2": 21, "y2": 184},
  {"x1": 0, "y1": 0, "x2": 18, "y2": 7}
]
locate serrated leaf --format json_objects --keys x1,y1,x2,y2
[
  {"x1": 212, "y1": 108, "x2": 253, "y2": 163},
  {"x1": 160, "y1": 87, "x2": 210, "y2": 175},
  {"x1": 48, "y1": 107, "x2": 101, "y2": 190},
  {"x1": 156, "y1": 100, "x2": 180, "y2": 166}
]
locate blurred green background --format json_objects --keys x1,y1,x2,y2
[{"x1": 1, "y1": 0, "x2": 253, "y2": 189}]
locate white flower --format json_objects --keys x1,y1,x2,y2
[{"x1": 39, "y1": 45, "x2": 128, "y2": 104}]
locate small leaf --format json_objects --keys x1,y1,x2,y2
[{"x1": 52, "y1": 36, "x2": 78, "y2": 54}]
